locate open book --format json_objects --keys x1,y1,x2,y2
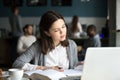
[{"x1": 24, "y1": 67, "x2": 82, "y2": 80}]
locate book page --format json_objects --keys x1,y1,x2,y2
[
  {"x1": 64, "y1": 69, "x2": 82, "y2": 76},
  {"x1": 24, "y1": 70, "x2": 42, "y2": 76},
  {"x1": 74, "y1": 65, "x2": 83, "y2": 71},
  {"x1": 24, "y1": 69, "x2": 66, "y2": 80},
  {"x1": 24, "y1": 68, "x2": 82, "y2": 80}
]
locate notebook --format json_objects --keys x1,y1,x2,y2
[
  {"x1": 24, "y1": 69, "x2": 82, "y2": 80},
  {"x1": 81, "y1": 47, "x2": 120, "y2": 80}
]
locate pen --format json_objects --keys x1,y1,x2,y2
[{"x1": 58, "y1": 66, "x2": 63, "y2": 69}]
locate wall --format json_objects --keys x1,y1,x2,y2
[
  {"x1": 108, "y1": 0, "x2": 116, "y2": 47},
  {"x1": 116, "y1": 0, "x2": 120, "y2": 30},
  {"x1": 0, "y1": 0, "x2": 107, "y2": 34},
  {"x1": 116, "y1": 0, "x2": 120, "y2": 46}
]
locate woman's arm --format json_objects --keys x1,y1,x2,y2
[
  {"x1": 36, "y1": 66, "x2": 64, "y2": 72},
  {"x1": 12, "y1": 42, "x2": 38, "y2": 69}
]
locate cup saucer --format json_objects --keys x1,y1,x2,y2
[
  {"x1": 1, "y1": 71, "x2": 9, "y2": 77},
  {"x1": 7, "y1": 77, "x2": 29, "y2": 80}
]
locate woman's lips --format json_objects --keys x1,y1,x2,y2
[{"x1": 61, "y1": 35, "x2": 65, "y2": 39}]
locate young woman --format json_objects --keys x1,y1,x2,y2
[{"x1": 12, "y1": 10, "x2": 79, "y2": 71}]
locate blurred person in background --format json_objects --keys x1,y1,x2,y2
[
  {"x1": 9, "y1": 6, "x2": 22, "y2": 38},
  {"x1": 70, "y1": 15, "x2": 83, "y2": 38},
  {"x1": 17, "y1": 24, "x2": 36, "y2": 56},
  {"x1": 9, "y1": 6, "x2": 23, "y2": 63},
  {"x1": 79, "y1": 24, "x2": 101, "y2": 61}
]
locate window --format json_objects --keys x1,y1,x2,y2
[
  {"x1": 3, "y1": 0, "x2": 23, "y2": 7},
  {"x1": 51, "y1": 0, "x2": 72, "y2": 6},
  {"x1": 26, "y1": 0, "x2": 47, "y2": 6}
]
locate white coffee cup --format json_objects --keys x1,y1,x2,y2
[{"x1": 8, "y1": 68, "x2": 23, "y2": 80}]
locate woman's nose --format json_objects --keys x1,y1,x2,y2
[{"x1": 60, "y1": 29, "x2": 63, "y2": 34}]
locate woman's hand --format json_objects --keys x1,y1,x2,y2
[
  {"x1": 36, "y1": 66, "x2": 64, "y2": 72},
  {"x1": 51, "y1": 66, "x2": 64, "y2": 72},
  {"x1": 77, "y1": 61, "x2": 84, "y2": 65},
  {"x1": 36, "y1": 66, "x2": 47, "y2": 70}
]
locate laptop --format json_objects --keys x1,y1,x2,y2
[{"x1": 81, "y1": 47, "x2": 120, "y2": 80}]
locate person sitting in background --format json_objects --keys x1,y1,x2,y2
[
  {"x1": 70, "y1": 15, "x2": 83, "y2": 38},
  {"x1": 12, "y1": 10, "x2": 79, "y2": 71},
  {"x1": 79, "y1": 24, "x2": 101, "y2": 61},
  {"x1": 101, "y1": 19, "x2": 109, "y2": 38},
  {"x1": 17, "y1": 24, "x2": 36, "y2": 55}
]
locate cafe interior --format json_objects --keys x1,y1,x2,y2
[{"x1": 0, "y1": 0, "x2": 119, "y2": 71}]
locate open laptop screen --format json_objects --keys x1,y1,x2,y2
[{"x1": 81, "y1": 47, "x2": 120, "y2": 80}]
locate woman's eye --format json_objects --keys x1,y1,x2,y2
[{"x1": 54, "y1": 29, "x2": 59, "y2": 32}]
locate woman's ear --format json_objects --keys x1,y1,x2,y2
[{"x1": 44, "y1": 31, "x2": 51, "y2": 37}]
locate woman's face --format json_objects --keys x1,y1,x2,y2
[{"x1": 47, "y1": 19, "x2": 67, "y2": 45}]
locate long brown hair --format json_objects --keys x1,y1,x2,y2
[
  {"x1": 70, "y1": 15, "x2": 80, "y2": 33},
  {"x1": 39, "y1": 10, "x2": 69, "y2": 55}
]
